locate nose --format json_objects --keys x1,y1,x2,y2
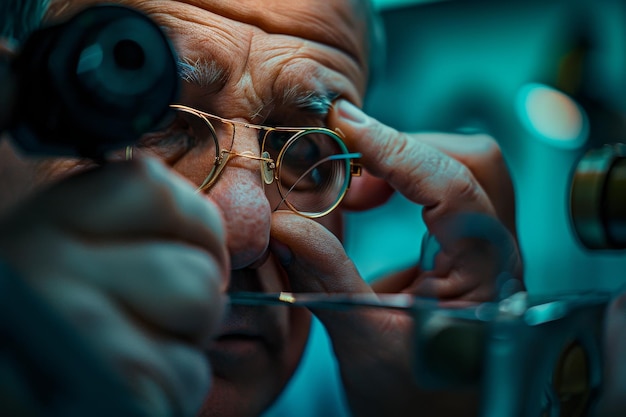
[{"x1": 207, "y1": 128, "x2": 272, "y2": 269}]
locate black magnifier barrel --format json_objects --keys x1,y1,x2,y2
[{"x1": 9, "y1": 5, "x2": 179, "y2": 159}]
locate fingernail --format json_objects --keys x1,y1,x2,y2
[
  {"x1": 270, "y1": 238, "x2": 292, "y2": 267},
  {"x1": 336, "y1": 99, "x2": 367, "y2": 125}
]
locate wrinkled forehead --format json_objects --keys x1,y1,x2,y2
[{"x1": 46, "y1": 0, "x2": 370, "y2": 72}]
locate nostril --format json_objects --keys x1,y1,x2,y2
[
  {"x1": 230, "y1": 245, "x2": 270, "y2": 269},
  {"x1": 247, "y1": 248, "x2": 271, "y2": 269}
]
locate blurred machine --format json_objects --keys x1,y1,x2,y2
[{"x1": 362, "y1": 0, "x2": 626, "y2": 416}]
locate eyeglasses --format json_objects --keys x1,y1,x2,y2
[{"x1": 126, "y1": 104, "x2": 362, "y2": 218}]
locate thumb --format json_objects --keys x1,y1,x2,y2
[
  {"x1": 270, "y1": 211, "x2": 401, "y2": 349},
  {"x1": 270, "y1": 211, "x2": 416, "y2": 415},
  {"x1": 270, "y1": 211, "x2": 370, "y2": 295}
]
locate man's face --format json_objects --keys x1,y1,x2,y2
[{"x1": 40, "y1": 0, "x2": 369, "y2": 415}]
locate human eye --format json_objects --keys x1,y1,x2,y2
[
  {"x1": 262, "y1": 130, "x2": 291, "y2": 156},
  {"x1": 278, "y1": 131, "x2": 344, "y2": 193},
  {"x1": 137, "y1": 109, "x2": 217, "y2": 166},
  {"x1": 280, "y1": 135, "x2": 321, "y2": 170},
  {"x1": 135, "y1": 110, "x2": 205, "y2": 165}
]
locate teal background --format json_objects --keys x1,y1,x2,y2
[
  {"x1": 265, "y1": 1, "x2": 626, "y2": 416},
  {"x1": 352, "y1": 0, "x2": 626, "y2": 295}
]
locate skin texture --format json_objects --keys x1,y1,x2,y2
[
  {"x1": 0, "y1": 157, "x2": 230, "y2": 417},
  {"x1": 8, "y1": 1, "x2": 369, "y2": 416},
  {"x1": 1, "y1": 0, "x2": 522, "y2": 416}
]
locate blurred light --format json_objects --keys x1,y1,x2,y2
[
  {"x1": 371, "y1": 0, "x2": 448, "y2": 11},
  {"x1": 516, "y1": 83, "x2": 588, "y2": 149}
]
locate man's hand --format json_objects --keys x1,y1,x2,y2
[
  {"x1": 269, "y1": 100, "x2": 523, "y2": 416},
  {"x1": 331, "y1": 99, "x2": 522, "y2": 301},
  {"x1": 0, "y1": 158, "x2": 229, "y2": 416}
]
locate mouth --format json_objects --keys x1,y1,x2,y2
[
  {"x1": 207, "y1": 324, "x2": 275, "y2": 377},
  {"x1": 211, "y1": 332, "x2": 267, "y2": 355},
  {"x1": 207, "y1": 265, "x2": 288, "y2": 372}
]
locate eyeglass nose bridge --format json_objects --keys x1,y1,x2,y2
[{"x1": 219, "y1": 149, "x2": 277, "y2": 185}]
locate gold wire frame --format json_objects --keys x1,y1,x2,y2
[{"x1": 128, "y1": 104, "x2": 362, "y2": 218}]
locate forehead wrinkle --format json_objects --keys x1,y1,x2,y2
[
  {"x1": 272, "y1": 39, "x2": 364, "y2": 100},
  {"x1": 269, "y1": 49, "x2": 362, "y2": 113},
  {"x1": 150, "y1": 8, "x2": 249, "y2": 58},
  {"x1": 167, "y1": 0, "x2": 367, "y2": 69}
]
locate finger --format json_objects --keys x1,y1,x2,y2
[
  {"x1": 27, "y1": 236, "x2": 226, "y2": 345},
  {"x1": 270, "y1": 213, "x2": 422, "y2": 416},
  {"x1": 329, "y1": 100, "x2": 497, "y2": 227},
  {"x1": 270, "y1": 211, "x2": 412, "y2": 353},
  {"x1": 90, "y1": 242, "x2": 226, "y2": 345},
  {"x1": 47, "y1": 158, "x2": 226, "y2": 246},
  {"x1": 418, "y1": 132, "x2": 517, "y2": 236},
  {"x1": 407, "y1": 213, "x2": 523, "y2": 300},
  {"x1": 371, "y1": 265, "x2": 420, "y2": 294},
  {"x1": 40, "y1": 278, "x2": 211, "y2": 416},
  {"x1": 341, "y1": 169, "x2": 394, "y2": 211},
  {"x1": 27, "y1": 158, "x2": 230, "y2": 284},
  {"x1": 270, "y1": 211, "x2": 370, "y2": 295}
]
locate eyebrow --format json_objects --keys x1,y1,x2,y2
[
  {"x1": 177, "y1": 57, "x2": 228, "y2": 90},
  {"x1": 177, "y1": 56, "x2": 337, "y2": 119},
  {"x1": 281, "y1": 87, "x2": 338, "y2": 116}
]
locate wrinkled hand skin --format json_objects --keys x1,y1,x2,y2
[
  {"x1": 331, "y1": 100, "x2": 523, "y2": 302},
  {"x1": 269, "y1": 101, "x2": 523, "y2": 417},
  {"x1": 0, "y1": 158, "x2": 229, "y2": 417}
]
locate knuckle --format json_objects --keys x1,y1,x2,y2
[
  {"x1": 436, "y1": 162, "x2": 483, "y2": 217},
  {"x1": 375, "y1": 129, "x2": 414, "y2": 182},
  {"x1": 157, "y1": 246, "x2": 224, "y2": 325},
  {"x1": 471, "y1": 134, "x2": 504, "y2": 166}
]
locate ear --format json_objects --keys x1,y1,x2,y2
[{"x1": 341, "y1": 169, "x2": 394, "y2": 211}]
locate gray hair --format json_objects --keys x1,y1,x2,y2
[{"x1": 0, "y1": 0, "x2": 51, "y2": 42}]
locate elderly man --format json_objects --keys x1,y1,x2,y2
[{"x1": 0, "y1": 0, "x2": 521, "y2": 416}]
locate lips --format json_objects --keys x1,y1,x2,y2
[
  {"x1": 214, "y1": 305, "x2": 270, "y2": 346},
  {"x1": 207, "y1": 303, "x2": 281, "y2": 379},
  {"x1": 207, "y1": 263, "x2": 289, "y2": 374},
  {"x1": 211, "y1": 332, "x2": 267, "y2": 361}
]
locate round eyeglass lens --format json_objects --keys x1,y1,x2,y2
[
  {"x1": 275, "y1": 130, "x2": 351, "y2": 216},
  {"x1": 135, "y1": 107, "x2": 221, "y2": 189}
]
